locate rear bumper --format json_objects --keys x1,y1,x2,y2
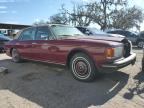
[{"x1": 100, "y1": 52, "x2": 136, "y2": 73}]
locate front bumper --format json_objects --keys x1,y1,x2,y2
[{"x1": 100, "y1": 52, "x2": 136, "y2": 73}]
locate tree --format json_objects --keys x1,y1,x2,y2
[
  {"x1": 33, "y1": 0, "x2": 144, "y2": 31},
  {"x1": 110, "y1": 6, "x2": 144, "y2": 30},
  {"x1": 59, "y1": 0, "x2": 127, "y2": 30},
  {"x1": 60, "y1": 3, "x2": 95, "y2": 26},
  {"x1": 50, "y1": 13, "x2": 69, "y2": 24},
  {"x1": 88, "y1": 0, "x2": 127, "y2": 30}
]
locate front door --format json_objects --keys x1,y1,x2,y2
[{"x1": 32, "y1": 26, "x2": 55, "y2": 61}]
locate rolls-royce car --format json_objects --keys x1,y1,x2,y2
[{"x1": 5, "y1": 24, "x2": 136, "y2": 82}]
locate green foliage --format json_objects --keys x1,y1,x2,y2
[
  {"x1": 50, "y1": 13, "x2": 69, "y2": 24},
  {"x1": 33, "y1": 0, "x2": 144, "y2": 31},
  {"x1": 110, "y1": 6, "x2": 144, "y2": 30}
]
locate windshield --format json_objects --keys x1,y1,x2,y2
[
  {"x1": 51, "y1": 25, "x2": 85, "y2": 37},
  {"x1": 87, "y1": 28, "x2": 107, "y2": 35}
]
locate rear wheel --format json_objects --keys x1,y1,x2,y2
[
  {"x1": 70, "y1": 53, "x2": 97, "y2": 82},
  {"x1": 11, "y1": 48, "x2": 21, "y2": 63}
]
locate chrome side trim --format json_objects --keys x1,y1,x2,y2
[{"x1": 22, "y1": 57, "x2": 66, "y2": 66}]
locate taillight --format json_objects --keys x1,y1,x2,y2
[{"x1": 106, "y1": 48, "x2": 114, "y2": 59}]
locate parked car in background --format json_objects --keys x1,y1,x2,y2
[
  {"x1": 0, "y1": 33, "x2": 11, "y2": 52},
  {"x1": 76, "y1": 26, "x2": 104, "y2": 35},
  {"x1": 106, "y1": 29, "x2": 138, "y2": 45},
  {"x1": 137, "y1": 31, "x2": 144, "y2": 48},
  {"x1": 76, "y1": 27, "x2": 125, "y2": 38},
  {"x1": 5, "y1": 24, "x2": 136, "y2": 82}
]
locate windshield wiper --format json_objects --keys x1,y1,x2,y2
[
  {"x1": 73, "y1": 34, "x2": 83, "y2": 36},
  {"x1": 58, "y1": 35, "x2": 72, "y2": 37},
  {"x1": 58, "y1": 34, "x2": 84, "y2": 37}
]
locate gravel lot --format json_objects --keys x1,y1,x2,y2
[{"x1": 0, "y1": 48, "x2": 144, "y2": 108}]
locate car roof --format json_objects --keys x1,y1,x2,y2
[
  {"x1": 34, "y1": 24, "x2": 73, "y2": 27},
  {"x1": 21, "y1": 24, "x2": 74, "y2": 31}
]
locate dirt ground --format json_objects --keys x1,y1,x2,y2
[{"x1": 0, "y1": 48, "x2": 144, "y2": 108}]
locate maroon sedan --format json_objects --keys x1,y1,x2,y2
[{"x1": 5, "y1": 24, "x2": 136, "y2": 82}]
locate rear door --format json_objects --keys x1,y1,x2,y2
[{"x1": 16, "y1": 27, "x2": 36, "y2": 59}]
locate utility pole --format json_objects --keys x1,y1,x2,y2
[{"x1": 101, "y1": 0, "x2": 107, "y2": 30}]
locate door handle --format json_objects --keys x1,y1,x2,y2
[{"x1": 32, "y1": 43, "x2": 37, "y2": 45}]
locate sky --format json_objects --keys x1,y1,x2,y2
[{"x1": 0, "y1": 0, "x2": 144, "y2": 30}]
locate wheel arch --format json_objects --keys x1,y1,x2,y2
[
  {"x1": 10, "y1": 47, "x2": 17, "y2": 56},
  {"x1": 10, "y1": 47, "x2": 14, "y2": 56},
  {"x1": 66, "y1": 48, "x2": 96, "y2": 69}
]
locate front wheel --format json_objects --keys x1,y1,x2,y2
[
  {"x1": 70, "y1": 53, "x2": 97, "y2": 82},
  {"x1": 11, "y1": 48, "x2": 21, "y2": 63}
]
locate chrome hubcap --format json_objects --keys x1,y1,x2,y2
[
  {"x1": 72, "y1": 57, "x2": 91, "y2": 79},
  {"x1": 75, "y1": 61, "x2": 88, "y2": 76}
]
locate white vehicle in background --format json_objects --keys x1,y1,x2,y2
[{"x1": 0, "y1": 29, "x2": 19, "y2": 38}]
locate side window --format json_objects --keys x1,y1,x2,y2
[
  {"x1": 77, "y1": 27, "x2": 90, "y2": 35},
  {"x1": 142, "y1": 33, "x2": 144, "y2": 37},
  {"x1": 140, "y1": 32, "x2": 144, "y2": 37},
  {"x1": 116, "y1": 31, "x2": 125, "y2": 36},
  {"x1": 35, "y1": 26, "x2": 52, "y2": 40},
  {"x1": 77, "y1": 27, "x2": 83, "y2": 32},
  {"x1": 85, "y1": 28, "x2": 92, "y2": 35},
  {"x1": 19, "y1": 28, "x2": 36, "y2": 40},
  {"x1": 130, "y1": 32, "x2": 137, "y2": 37},
  {"x1": 123, "y1": 31, "x2": 130, "y2": 37},
  {"x1": 107, "y1": 31, "x2": 117, "y2": 34}
]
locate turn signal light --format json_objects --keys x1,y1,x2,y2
[{"x1": 106, "y1": 48, "x2": 114, "y2": 59}]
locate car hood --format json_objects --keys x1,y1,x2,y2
[{"x1": 59, "y1": 34, "x2": 125, "y2": 42}]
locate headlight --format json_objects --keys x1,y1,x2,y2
[
  {"x1": 114, "y1": 46, "x2": 123, "y2": 58},
  {"x1": 106, "y1": 46, "x2": 123, "y2": 59}
]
